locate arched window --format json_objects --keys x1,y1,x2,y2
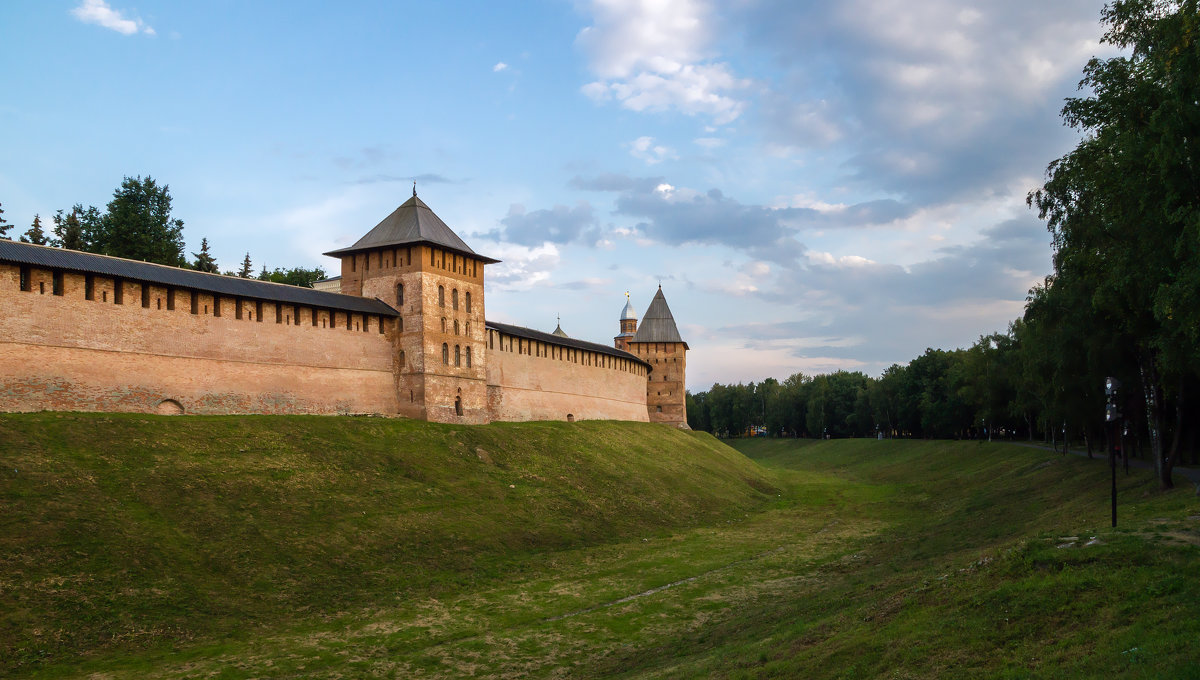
[
  {"x1": 454, "y1": 320, "x2": 460, "y2": 335},
  {"x1": 452, "y1": 288, "x2": 459, "y2": 310},
  {"x1": 455, "y1": 394, "x2": 463, "y2": 416},
  {"x1": 396, "y1": 283, "x2": 404, "y2": 306},
  {"x1": 442, "y1": 343, "x2": 449, "y2": 364},
  {"x1": 399, "y1": 350, "x2": 406, "y2": 369},
  {"x1": 438, "y1": 285, "x2": 445, "y2": 307},
  {"x1": 441, "y1": 317, "x2": 447, "y2": 333},
  {"x1": 454, "y1": 344, "x2": 461, "y2": 366},
  {"x1": 465, "y1": 292, "x2": 472, "y2": 313},
  {"x1": 466, "y1": 346, "x2": 472, "y2": 367},
  {"x1": 465, "y1": 321, "x2": 470, "y2": 336}
]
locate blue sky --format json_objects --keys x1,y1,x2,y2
[{"x1": 1, "y1": 0, "x2": 1111, "y2": 389}]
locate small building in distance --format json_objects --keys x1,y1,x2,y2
[{"x1": 0, "y1": 190, "x2": 688, "y2": 426}]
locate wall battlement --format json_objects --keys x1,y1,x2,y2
[{"x1": 0, "y1": 193, "x2": 687, "y2": 425}]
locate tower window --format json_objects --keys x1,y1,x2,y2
[
  {"x1": 465, "y1": 292, "x2": 471, "y2": 313},
  {"x1": 113, "y1": 278, "x2": 123, "y2": 304},
  {"x1": 452, "y1": 288, "x2": 458, "y2": 310},
  {"x1": 18, "y1": 266, "x2": 30, "y2": 291},
  {"x1": 191, "y1": 292, "x2": 198, "y2": 314},
  {"x1": 454, "y1": 320, "x2": 459, "y2": 335},
  {"x1": 466, "y1": 346, "x2": 472, "y2": 367},
  {"x1": 84, "y1": 275, "x2": 94, "y2": 300},
  {"x1": 438, "y1": 285, "x2": 445, "y2": 307},
  {"x1": 167, "y1": 289, "x2": 176, "y2": 311},
  {"x1": 442, "y1": 343, "x2": 449, "y2": 364},
  {"x1": 53, "y1": 271, "x2": 64, "y2": 296},
  {"x1": 454, "y1": 344, "x2": 461, "y2": 366},
  {"x1": 213, "y1": 295, "x2": 221, "y2": 317},
  {"x1": 396, "y1": 283, "x2": 404, "y2": 306}
]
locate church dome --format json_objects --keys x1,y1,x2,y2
[{"x1": 620, "y1": 298, "x2": 637, "y2": 321}]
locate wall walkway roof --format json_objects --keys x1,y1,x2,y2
[
  {"x1": 0, "y1": 240, "x2": 399, "y2": 317},
  {"x1": 486, "y1": 319, "x2": 651, "y2": 369}
]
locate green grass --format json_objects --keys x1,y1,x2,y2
[{"x1": 2, "y1": 418, "x2": 1198, "y2": 678}]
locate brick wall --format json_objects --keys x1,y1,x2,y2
[
  {"x1": 0, "y1": 264, "x2": 398, "y2": 415},
  {"x1": 485, "y1": 329, "x2": 648, "y2": 422}
]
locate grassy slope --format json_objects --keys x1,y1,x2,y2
[
  {"x1": 2, "y1": 419, "x2": 1198, "y2": 679},
  {"x1": 0, "y1": 414, "x2": 776, "y2": 676}
]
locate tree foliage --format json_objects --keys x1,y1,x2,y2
[
  {"x1": 690, "y1": 1, "x2": 1200, "y2": 489},
  {"x1": 237, "y1": 253, "x2": 253, "y2": 279},
  {"x1": 257, "y1": 266, "x2": 327, "y2": 288},
  {"x1": 20, "y1": 214, "x2": 49, "y2": 245},
  {"x1": 192, "y1": 237, "x2": 219, "y2": 273},
  {"x1": 90, "y1": 176, "x2": 187, "y2": 266}
]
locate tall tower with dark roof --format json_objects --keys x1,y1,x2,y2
[
  {"x1": 323, "y1": 192, "x2": 499, "y2": 423},
  {"x1": 626, "y1": 286, "x2": 689, "y2": 428}
]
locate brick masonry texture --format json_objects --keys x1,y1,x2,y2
[
  {"x1": 0, "y1": 264, "x2": 397, "y2": 415},
  {"x1": 0, "y1": 210, "x2": 687, "y2": 424}
]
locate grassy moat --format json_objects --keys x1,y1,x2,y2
[{"x1": 1, "y1": 414, "x2": 1198, "y2": 678}]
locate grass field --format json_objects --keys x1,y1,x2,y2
[{"x1": 1, "y1": 416, "x2": 1198, "y2": 678}]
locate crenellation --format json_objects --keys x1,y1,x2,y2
[{"x1": 1, "y1": 193, "x2": 684, "y2": 425}]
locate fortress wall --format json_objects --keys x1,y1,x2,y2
[
  {"x1": 485, "y1": 329, "x2": 648, "y2": 422},
  {"x1": 0, "y1": 264, "x2": 399, "y2": 415}
]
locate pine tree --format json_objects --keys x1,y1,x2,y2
[
  {"x1": 93, "y1": 176, "x2": 187, "y2": 266},
  {"x1": 52, "y1": 208, "x2": 87, "y2": 250},
  {"x1": 21, "y1": 214, "x2": 49, "y2": 245},
  {"x1": 0, "y1": 202, "x2": 10, "y2": 239},
  {"x1": 237, "y1": 252, "x2": 253, "y2": 278},
  {"x1": 192, "y1": 237, "x2": 219, "y2": 273}
]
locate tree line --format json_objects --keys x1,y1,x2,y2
[
  {"x1": 689, "y1": 0, "x2": 1200, "y2": 490},
  {"x1": 0, "y1": 176, "x2": 325, "y2": 287}
]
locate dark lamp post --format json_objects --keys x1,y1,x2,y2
[{"x1": 1105, "y1": 377, "x2": 1121, "y2": 527}]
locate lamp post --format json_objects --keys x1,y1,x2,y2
[{"x1": 1105, "y1": 377, "x2": 1121, "y2": 527}]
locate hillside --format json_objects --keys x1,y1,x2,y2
[
  {"x1": 0, "y1": 414, "x2": 777, "y2": 676},
  {"x1": 3, "y1": 421, "x2": 1198, "y2": 678}
]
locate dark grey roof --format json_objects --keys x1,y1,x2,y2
[
  {"x1": 324, "y1": 195, "x2": 499, "y2": 263},
  {"x1": 486, "y1": 319, "x2": 651, "y2": 369},
  {"x1": 552, "y1": 323, "x2": 568, "y2": 338},
  {"x1": 0, "y1": 239, "x2": 399, "y2": 317},
  {"x1": 630, "y1": 287, "x2": 688, "y2": 348}
]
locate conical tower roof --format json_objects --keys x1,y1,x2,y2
[
  {"x1": 631, "y1": 286, "x2": 688, "y2": 348},
  {"x1": 324, "y1": 193, "x2": 499, "y2": 263}
]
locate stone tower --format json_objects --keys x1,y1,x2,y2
[
  {"x1": 324, "y1": 190, "x2": 499, "y2": 423},
  {"x1": 626, "y1": 286, "x2": 689, "y2": 428},
  {"x1": 614, "y1": 292, "x2": 637, "y2": 350}
]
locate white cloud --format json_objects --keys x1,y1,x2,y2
[
  {"x1": 71, "y1": 0, "x2": 154, "y2": 35},
  {"x1": 577, "y1": 0, "x2": 750, "y2": 124},
  {"x1": 493, "y1": 62, "x2": 509, "y2": 72},
  {"x1": 629, "y1": 136, "x2": 676, "y2": 165},
  {"x1": 475, "y1": 241, "x2": 561, "y2": 291}
]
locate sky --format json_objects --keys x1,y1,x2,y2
[{"x1": 0, "y1": 0, "x2": 1114, "y2": 390}]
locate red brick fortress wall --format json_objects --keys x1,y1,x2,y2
[
  {"x1": 485, "y1": 329, "x2": 649, "y2": 423},
  {"x1": 0, "y1": 264, "x2": 398, "y2": 415}
]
